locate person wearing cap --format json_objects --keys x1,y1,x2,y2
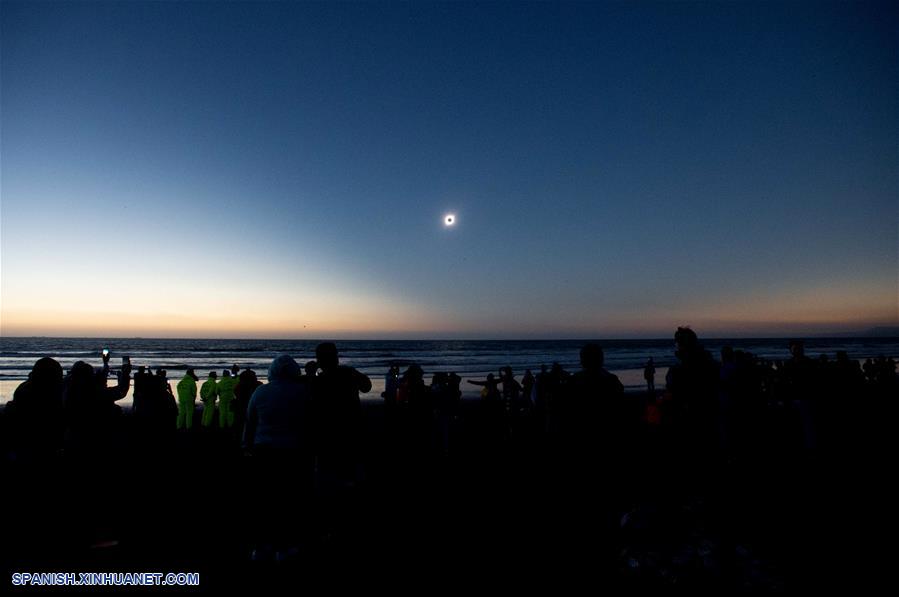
[
  {"x1": 200, "y1": 371, "x2": 219, "y2": 427},
  {"x1": 176, "y1": 368, "x2": 199, "y2": 430},
  {"x1": 217, "y1": 369, "x2": 238, "y2": 429}
]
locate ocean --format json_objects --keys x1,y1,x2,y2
[{"x1": 1, "y1": 336, "x2": 897, "y2": 406}]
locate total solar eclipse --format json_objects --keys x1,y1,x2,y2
[{"x1": 444, "y1": 214, "x2": 456, "y2": 227}]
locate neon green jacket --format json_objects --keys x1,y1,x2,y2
[
  {"x1": 176, "y1": 375, "x2": 197, "y2": 402},
  {"x1": 200, "y1": 379, "x2": 218, "y2": 403},
  {"x1": 217, "y1": 376, "x2": 237, "y2": 402}
]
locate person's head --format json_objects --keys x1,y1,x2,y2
[
  {"x1": 209, "y1": 371, "x2": 217, "y2": 379},
  {"x1": 268, "y1": 355, "x2": 302, "y2": 382},
  {"x1": 305, "y1": 360, "x2": 318, "y2": 376},
  {"x1": 486, "y1": 373, "x2": 495, "y2": 382},
  {"x1": 30, "y1": 357, "x2": 63, "y2": 387},
  {"x1": 788, "y1": 340, "x2": 805, "y2": 358},
  {"x1": 580, "y1": 343, "x2": 604, "y2": 371},
  {"x1": 405, "y1": 364, "x2": 424, "y2": 382},
  {"x1": 222, "y1": 369, "x2": 231, "y2": 378},
  {"x1": 674, "y1": 327, "x2": 699, "y2": 355},
  {"x1": 231, "y1": 364, "x2": 240, "y2": 374},
  {"x1": 315, "y1": 342, "x2": 339, "y2": 370},
  {"x1": 186, "y1": 367, "x2": 197, "y2": 381},
  {"x1": 67, "y1": 361, "x2": 95, "y2": 392},
  {"x1": 137, "y1": 365, "x2": 147, "y2": 375}
]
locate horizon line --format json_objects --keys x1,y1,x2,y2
[{"x1": 3, "y1": 331, "x2": 898, "y2": 342}]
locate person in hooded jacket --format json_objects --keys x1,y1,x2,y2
[{"x1": 243, "y1": 355, "x2": 313, "y2": 558}]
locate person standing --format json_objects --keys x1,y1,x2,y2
[
  {"x1": 200, "y1": 371, "x2": 218, "y2": 428},
  {"x1": 312, "y1": 343, "x2": 371, "y2": 489},
  {"x1": 175, "y1": 368, "x2": 199, "y2": 430},
  {"x1": 217, "y1": 370, "x2": 238, "y2": 430},
  {"x1": 233, "y1": 368, "x2": 262, "y2": 439},
  {"x1": 644, "y1": 357, "x2": 656, "y2": 393}
]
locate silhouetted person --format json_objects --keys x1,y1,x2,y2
[
  {"x1": 60, "y1": 358, "x2": 130, "y2": 548},
  {"x1": 310, "y1": 343, "x2": 371, "y2": 545},
  {"x1": 447, "y1": 372, "x2": 462, "y2": 403},
  {"x1": 312, "y1": 342, "x2": 372, "y2": 490},
  {"x1": 499, "y1": 366, "x2": 523, "y2": 414},
  {"x1": 231, "y1": 363, "x2": 241, "y2": 378},
  {"x1": 132, "y1": 365, "x2": 152, "y2": 418},
  {"x1": 200, "y1": 371, "x2": 218, "y2": 427},
  {"x1": 399, "y1": 363, "x2": 432, "y2": 456},
  {"x1": 133, "y1": 367, "x2": 178, "y2": 458},
  {"x1": 522, "y1": 369, "x2": 535, "y2": 406},
  {"x1": 558, "y1": 343, "x2": 630, "y2": 453},
  {"x1": 382, "y1": 364, "x2": 400, "y2": 406},
  {"x1": 781, "y1": 340, "x2": 817, "y2": 451},
  {"x1": 4, "y1": 357, "x2": 65, "y2": 461},
  {"x1": 468, "y1": 373, "x2": 504, "y2": 445},
  {"x1": 644, "y1": 357, "x2": 656, "y2": 393},
  {"x1": 664, "y1": 327, "x2": 720, "y2": 461},
  {"x1": 554, "y1": 344, "x2": 633, "y2": 540},
  {"x1": 400, "y1": 364, "x2": 430, "y2": 411},
  {"x1": 468, "y1": 373, "x2": 501, "y2": 401},
  {"x1": 233, "y1": 368, "x2": 262, "y2": 440},
  {"x1": 63, "y1": 360, "x2": 130, "y2": 457}
]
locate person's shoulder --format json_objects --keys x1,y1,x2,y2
[{"x1": 600, "y1": 369, "x2": 624, "y2": 387}]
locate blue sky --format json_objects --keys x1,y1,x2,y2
[{"x1": 1, "y1": 1, "x2": 896, "y2": 338}]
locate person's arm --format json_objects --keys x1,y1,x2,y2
[
  {"x1": 468, "y1": 379, "x2": 488, "y2": 386},
  {"x1": 106, "y1": 369, "x2": 130, "y2": 401},
  {"x1": 354, "y1": 369, "x2": 372, "y2": 393}
]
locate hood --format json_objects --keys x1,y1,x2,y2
[{"x1": 268, "y1": 355, "x2": 302, "y2": 382}]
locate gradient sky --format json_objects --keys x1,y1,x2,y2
[{"x1": 1, "y1": 1, "x2": 897, "y2": 339}]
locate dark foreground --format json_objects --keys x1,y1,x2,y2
[{"x1": 3, "y1": 393, "x2": 888, "y2": 593}]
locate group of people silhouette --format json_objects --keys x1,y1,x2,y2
[{"x1": 2, "y1": 329, "x2": 896, "y2": 587}]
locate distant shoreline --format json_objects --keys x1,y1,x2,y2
[{"x1": 4, "y1": 331, "x2": 899, "y2": 341}]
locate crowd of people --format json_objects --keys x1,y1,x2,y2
[{"x1": 1, "y1": 329, "x2": 896, "y2": 588}]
